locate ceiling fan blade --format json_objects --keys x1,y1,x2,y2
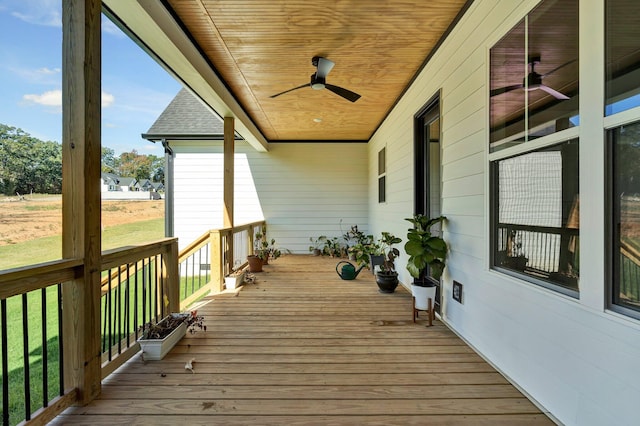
[
  {"x1": 538, "y1": 84, "x2": 570, "y2": 100},
  {"x1": 490, "y1": 84, "x2": 523, "y2": 97},
  {"x1": 316, "y1": 57, "x2": 335, "y2": 78},
  {"x1": 270, "y1": 83, "x2": 309, "y2": 98},
  {"x1": 325, "y1": 84, "x2": 361, "y2": 102},
  {"x1": 541, "y1": 59, "x2": 577, "y2": 78}
]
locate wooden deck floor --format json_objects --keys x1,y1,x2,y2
[{"x1": 54, "y1": 255, "x2": 553, "y2": 425}]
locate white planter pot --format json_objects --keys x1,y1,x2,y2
[
  {"x1": 225, "y1": 271, "x2": 245, "y2": 289},
  {"x1": 412, "y1": 284, "x2": 437, "y2": 311},
  {"x1": 138, "y1": 314, "x2": 188, "y2": 360}
]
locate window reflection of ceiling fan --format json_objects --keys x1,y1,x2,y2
[{"x1": 491, "y1": 56, "x2": 576, "y2": 100}]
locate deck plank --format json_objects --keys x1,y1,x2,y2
[{"x1": 53, "y1": 255, "x2": 553, "y2": 425}]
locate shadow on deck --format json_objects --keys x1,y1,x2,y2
[{"x1": 53, "y1": 254, "x2": 553, "y2": 425}]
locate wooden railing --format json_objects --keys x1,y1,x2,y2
[
  {"x1": 496, "y1": 222, "x2": 579, "y2": 290},
  {"x1": 0, "y1": 259, "x2": 83, "y2": 426},
  {"x1": 177, "y1": 220, "x2": 265, "y2": 309},
  {"x1": 0, "y1": 221, "x2": 265, "y2": 425}
]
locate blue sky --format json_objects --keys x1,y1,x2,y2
[{"x1": 0, "y1": 0, "x2": 181, "y2": 156}]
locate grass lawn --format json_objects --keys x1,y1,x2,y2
[{"x1": 0, "y1": 218, "x2": 164, "y2": 270}]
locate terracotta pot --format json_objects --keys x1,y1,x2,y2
[{"x1": 247, "y1": 255, "x2": 263, "y2": 272}]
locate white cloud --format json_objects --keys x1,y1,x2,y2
[
  {"x1": 37, "y1": 67, "x2": 60, "y2": 75},
  {"x1": 23, "y1": 89, "x2": 61, "y2": 107},
  {"x1": 22, "y1": 89, "x2": 115, "y2": 108},
  {"x1": 4, "y1": 0, "x2": 62, "y2": 27},
  {"x1": 7, "y1": 0, "x2": 62, "y2": 27},
  {"x1": 101, "y1": 92, "x2": 115, "y2": 108}
]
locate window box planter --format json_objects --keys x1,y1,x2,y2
[
  {"x1": 137, "y1": 313, "x2": 188, "y2": 360},
  {"x1": 225, "y1": 270, "x2": 245, "y2": 289}
]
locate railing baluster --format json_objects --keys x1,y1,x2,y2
[
  {"x1": 125, "y1": 267, "x2": 130, "y2": 347},
  {"x1": 132, "y1": 264, "x2": 138, "y2": 340},
  {"x1": 57, "y1": 284, "x2": 64, "y2": 397},
  {"x1": 2, "y1": 299, "x2": 9, "y2": 426},
  {"x1": 139, "y1": 261, "x2": 145, "y2": 331},
  {"x1": 41, "y1": 288, "x2": 48, "y2": 408},
  {"x1": 108, "y1": 268, "x2": 113, "y2": 361},
  {"x1": 117, "y1": 266, "x2": 122, "y2": 355},
  {"x1": 22, "y1": 293, "x2": 31, "y2": 420}
]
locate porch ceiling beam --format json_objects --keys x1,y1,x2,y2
[{"x1": 102, "y1": 0, "x2": 268, "y2": 152}]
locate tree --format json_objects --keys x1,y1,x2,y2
[
  {"x1": 101, "y1": 147, "x2": 119, "y2": 174},
  {"x1": 0, "y1": 124, "x2": 62, "y2": 195}
]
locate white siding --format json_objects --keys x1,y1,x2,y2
[
  {"x1": 368, "y1": 0, "x2": 640, "y2": 425},
  {"x1": 171, "y1": 141, "x2": 368, "y2": 252}
]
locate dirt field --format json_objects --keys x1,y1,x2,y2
[{"x1": 0, "y1": 197, "x2": 164, "y2": 245}]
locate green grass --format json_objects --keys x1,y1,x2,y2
[{"x1": 0, "y1": 218, "x2": 164, "y2": 270}]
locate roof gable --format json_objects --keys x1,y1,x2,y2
[{"x1": 142, "y1": 88, "x2": 224, "y2": 140}]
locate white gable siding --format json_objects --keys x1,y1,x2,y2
[
  {"x1": 171, "y1": 140, "x2": 368, "y2": 252},
  {"x1": 368, "y1": 0, "x2": 640, "y2": 425}
]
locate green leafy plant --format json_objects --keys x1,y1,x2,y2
[
  {"x1": 255, "y1": 226, "x2": 281, "y2": 261},
  {"x1": 377, "y1": 231, "x2": 402, "y2": 274},
  {"x1": 309, "y1": 235, "x2": 327, "y2": 253},
  {"x1": 404, "y1": 215, "x2": 447, "y2": 282},
  {"x1": 348, "y1": 234, "x2": 377, "y2": 266},
  {"x1": 322, "y1": 236, "x2": 346, "y2": 257}
]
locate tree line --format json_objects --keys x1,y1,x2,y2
[{"x1": 0, "y1": 123, "x2": 164, "y2": 196}]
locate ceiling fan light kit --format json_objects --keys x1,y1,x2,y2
[{"x1": 271, "y1": 56, "x2": 361, "y2": 102}]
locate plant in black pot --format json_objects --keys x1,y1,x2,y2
[
  {"x1": 375, "y1": 231, "x2": 402, "y2": 293},
  {"x1": 405, "y1": 215, "x2": 447, "y2": 324}
]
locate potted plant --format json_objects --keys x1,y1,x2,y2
[
  {"x1": 405, "y1": 215, "x2": 447, "y2": 323},
  {"x1": 347, "y1": 234, "x2": 376, "y2": 270},
  {"x1": 374, "y1": 231, "x2": 402, "y2": 293},
  {"x1": 138, "y1": 310, "x2": 205, "y2": 360},
  {"x1": 322, "y1": 236, "x2": 346, "y2": 257},
  {"x1": 254, "y1": 226, "x2": 282, "y2": 265},
  {"x1": 309, "y1": 236, "x2": 327, "y2": 256},
  {"x1": 342, "y1": 225, "x2": 365, "y2": 260}
]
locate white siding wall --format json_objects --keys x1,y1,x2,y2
[
  {"x1": 368, "y1": 0, "x2": 640, "y2": 425},
  {"x1": 171, "y1": 140, "x2": 368, "y2": 252}
]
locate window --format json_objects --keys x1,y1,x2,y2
[
  {"x1": 609, "y1": 121, "x2": 640, "y2": 317},
  {"x1": 489, "y1": 0, "x2": 579, "y2": 152},
  {"x1": 606, "y1": 0, "x2": 640, "y2": 318},
  {"x1": 378, "y1": 147, "x2": 386, "y2": 203},
  {"x1": 491, "y1": 140, "x2": 580, "y2": 296},
  {"x1": 605, "y1": 0, "x2": 640, "y2": 116}
]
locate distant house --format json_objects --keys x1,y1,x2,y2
[{"x1": 100, "y1": 172, "x2": 120, "y2": 192}]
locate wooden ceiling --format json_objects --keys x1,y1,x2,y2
[{"x1": 164, "y1": 0, "x2": 470, "y2": 142}]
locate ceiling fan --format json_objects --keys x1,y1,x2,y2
[
  {"x1": 491, "y1": 56, "x2": 576, "y2": 100},
  {"x1": 270, "y1": 56, "x2": 361, "y2": 102}
]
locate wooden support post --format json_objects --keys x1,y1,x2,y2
[
  {"x1": 163, "y1": 240, "x2": 180, "y2": 314},
  {"x1": 223, "y1": 117, "x2": 235, "y2": 273},
  {"x1": 61, "y1": 0, "x2": 102, "y2": 405},
  {"x1": 209, "y1": 231, "x2": 223, "y2": 293}
]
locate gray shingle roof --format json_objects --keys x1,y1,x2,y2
[{"x1": 142, "y1": 89, "x2": 224, "y2": 140}]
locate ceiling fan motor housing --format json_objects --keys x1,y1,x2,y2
[
  {"x1": 524, "y1": 72, "x2": 542, "y2": 90},
  {"x1": 311, "y1": 73, "x2": 326, "y2": 90}
]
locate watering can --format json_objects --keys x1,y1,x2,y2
[{"x1": 336, "y1": 261, "x2": 365, "y2": 280}]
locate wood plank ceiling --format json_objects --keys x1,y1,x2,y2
[{"x1": 164, "y1": 0, "x2": 470, "y2": 142}]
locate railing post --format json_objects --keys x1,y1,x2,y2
[
  {"x1": 163, "y1": 240, "x2": 180, "y2": 314},
  {"x1": 209, "y1": 231, "x2": 224, "y2": 293}
]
